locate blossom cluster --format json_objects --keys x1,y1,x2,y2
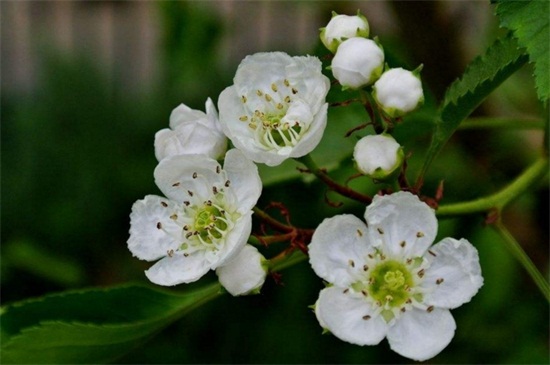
[{"x1": 127, "y1": 9, "x2": 483, "y2": 362}]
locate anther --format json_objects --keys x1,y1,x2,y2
[
  {"x1": 385, "y1": 295, "x2": 393, "y2": 302},
  {"x1": 156, "y1": 222, "x2": 162, "y2": 229},
  {"x1": 183, "y1": 253, "x2": 189, "y2": 257},
  {"x1": 172, "y1": 182, "x2": 180, "y2": 187},
  {"x1": 256, "y1": 90, "x2": 263, "y2": 96},
  {"x1": 206, "y1": 200, "x2": 212, "y2": 206},
  {"x1": 436, "y1": 278, "x2": 444, "y2": 285},
  {"x1": 348, "y1": 259, "x2": 355, "y2": 268},
  {"x1": 427, "y1": 306, "x2": 434, "y2": 313},
  {"x1": 377, "y1": 227, "x2": 384, "y2": 235},
  {"x1": 167, "y1": 249, "x2": 174, "y2": 257},
  {"x1": 248, "y1": 123, "x2": 257, "y2": 130},
  {"x1": 428, "y1": 250, "x2": 437, "y2": 257},
  {"x1": 400, "y1": 307, "x2": 406, "y2": 313},
  {"x1": 406, "y1": 298, "x2": 412, "y2": 304},
  {"x1": 368, "y1": 254, "x2": 374, "y2": 259},
  {"x1": 343, "y1": 288, "x2": 349, "y2": 294},
  {"x1": 241, "y1": 95, "x2": 247, "y2": 103},
  {"x1": 271, "y1": 83, "x2": 278, "y2": 92},
  {"x1": 160, "y1": 201, "x2": 168, "y2": 207},
  {"x1": 276, "y1": 103, "x2": 284, "y2": 110},
  {"x1": 417, "y1": 269, "x2": 425, "y2": 278},
  {"x1": 216, "y1": 166, "x2": 221, "y2": 174},
  {"x1": 357, "y1": 229, "x2": 363, "y2": 237},
  {"x1": 185, "y1": 232, "x2": 193, "y2": 239},
  {"x1": 183, "y1": 225, "x2": 189, "y2": 231},
  {"x1": 192, "y1": 172, "x2": 198, "y2": 179},
  {"x1": 380, "y1": 254, "x2": 386, "y2": 260},
  {"x1": 362, "y1": 315, "x2": 371, "y2": 320},
  {"x1": 265, "y1": 94, "x2": 272, "y2": 102},
  {"x1": 284, "y1": 79, "x2": 290, "y2": 87},
  {"x1": 361, "y1": 290, "x2": 368, "y2": 297},
  {"x1": 184, "y1": 201, "x2": 190, "y2": 206},
  {"x1": 284, "y1": 95, "x2": 291, "y2": 103},
  {"x1": 416, "y1": 231, "x2": 424, "y2": 238},
  {"x1": 400, "y1": 241, "x2": 406, "y2": 247},
  {"x1": 225, "y1": 180, "x2": 231, "y2": 187},
  {"x1": 363, "y1": 264, "x2": 369, "y2": 272},
  {"x1": 292, "y1": 87, "x2": 298, "y2": 94},
  {"x1": 213, "y1": 186, "x2": 218, "y2": 194},
  {"x1": 406, "y1": 258, "x2": 413, "y2": 265},
  {"x1": 239, "y1": 115, "x2": 248, "y2": 122},
  {"x1": 170, "y1": 214, "x2": 178, "y2": 220},
  {"x1": 187, "y1": 190, "x2": 194, "y2": 197}
]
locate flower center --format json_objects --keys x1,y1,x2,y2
[
  {"x1": 368, "y1": 260, "x2": 413, "y2": 308},
  {"x1": 193, "y1": 205, "x2": 228, "y2": 244},
  {"x1": 239, "y1": 80, "x2": 305, "y2": 150}
]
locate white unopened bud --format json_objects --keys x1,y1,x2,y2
[
  {"x1": 216, "y1": 245, "x2": 268, "y2": 296},
  {"x1": 331, "y1": 38, "x2": 384, "y2": 90},
  {"x1": 353, "y1": 134, "x2": 404, "y2": 180},
  {"x1": 373, "y1": 67, "x2": 424, "y2": 117},
  {"x1": 320, "y1": 12, "x2": 370, "y2": 53}
]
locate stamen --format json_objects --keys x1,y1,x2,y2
[
  {"x1": 292, "y1": 87, "x2": 298, "y2": 94},
  {"x1": 357, "y1": 229, "x2": 363, "y2": 237},
  {"x1": 417, "y1": 269, "x2": 425, "y2": 278},
  {"x1": 156, "y1": 222, "x2": 162, "y2": 229},
  {"x1": 271, "y1": 83, "x2": 278, "y2": 92},
  {"x1": 170, "y1": 214, "x2": 178, "y2": 220},
  {"x1": 343, "y1": 288, "x2": 349, "y2": 294},
  {"x1": 212, "y1": 186, "x2": 218, "y2": 194},
  {"x1": 284, "y1": 95, "x2": 291, "y2": 103},
  {"x1": 283, "y1": 79, "x2": 290, "y2": 87},
  {"x1": 192, "y1": 172, "x2": 198, "y2": 179},
  {"x1": 377, "y1": 228, "x2": 384, "y2": 235},
  {"x1": 361, "y1": 290, "x2": 368, "y2": 297},
  {"x1": 265, "y1": 94, "x2": 272, "y2": 102},
  {"x1": 187, "y1": 190, "x2": 194, "y2": 197},
  {"x1": 427, "y1": 305, "x2": 434, "y2": 313},
  {"x1": 216, "y1": 166, "x2": 221, "y2": 174},
  {"x1": 362, "y1": 315, "x2": 371, "y2": 320},
  {"x1": 416, "y1": 231, "x2": 425, "y2": 238},
  {"x1": 400, "y1": 241, "x2": 406, "y2": 247},
  {"x1": 436, "y1": 278, "x2": 444, "y2": 285},
  {"x1": 348, "y1": 259, "x2": 355, "y2": 268},
  {"x1": 184, "y1": 201, "x2": 190, "y2": 206},
  {"x1": 239, "y1": 115, "x2": 248, "y2": 122},
  {"x1": 256, "y1": 90, "x2": 263, "y2": 96},
  {"x1": 167, "y1": 249, "x2": 174, "y2": 257},
  {"x1": 363, "y1": 264, "x2": 369, "y2": 271},
  {"x1": 172, "y1": 182, "x2": 180, "y2": 187},
  {"x1": 160, "y1": 201, "x2": 168, "y2": 207},
  {"x1": 428, "y1": 250, "x2": 437, "y2": 257},
  {"x1": 225, "y1": 180, "x2": 231, "y2": 187},
  {"x1": 241, "y1": 95, "x2": 247, "y2": 103}
]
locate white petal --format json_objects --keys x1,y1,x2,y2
[
  {"x1": 309, "y1": 214, "x2": 372, "y2": 287},
  {"x1": 145, "y1": 250, "x2": 211, "y2": 286},
  {"x1": 289, "y1": 103, "x2": 328, "y2": 158},
  {"x1": 154, "y1": 154, "x2": 222, "y2": 202},
  {"x1": 210, "y1": 211, "x2": 253, "y2": 269},
  {"x1": 316, "y1": 287, "x2": 388, "y2": 345},
  {"x1": 285, "y1": 55, "x2": 330, "y2": 112},
  {"x1": 387, "y1": 307, "x2": 456, "y2": 361},
  {"x1": 365, "y1": 192, "x2": 437, "y2": 259},
  {"x1": 223, "y1": 149, "x2": 262, "y2": 212},
  {"x1": 216, "y1": 244, "x2": 267, "y2": 296},
  {"x1": 234, "y1": 52, "x2": 291, "y2": 94},
  {"x1": 169, "y1": 103, "x2": 206, "y2": 129},
  {"x1": 422, "y1": 238, "x2": 483, "y2": 309},
  {"x1": 128, "y1": 195, "x2": 182, "y2": 261}
]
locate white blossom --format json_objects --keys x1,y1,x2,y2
[
  {"x1": 353, "y1": 134, "x2": 404, "y2": 179},
  {"x1": 216, "y1": 244, "x2": 268, "y2": 296},
  {"x1": 373, "y1": 68, "x2": 424, "y2": 117},
  {"x1": 320, "y1": 12, "x2": 370, "y2": 53},
  {"x1": 155, "y1": 98, "x2": 227, "y2": 161},
  {"x1": 331, "y1": 38, "x2": 384, "y2": 89},
  {"x1": 309, "y1": 192, "x2": 483, "y2": 361},
  {"x1": 218, "y1": 52, "x2": 330, "y2": 166},
  {"x1": 128, "y1": 149, "x2": 262, "y2": 287}
]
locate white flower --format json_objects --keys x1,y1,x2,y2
[
  {"x1": 128, "y1": 149, "x2": 262, "y2": 286},
  {"x1": 331, "y1": 38, "x2": 384, "y2": 89},
  {"x1": 320, "y1": 12, "x2": 370, "y2": 53},
  {"x1": 373, "y1": 68, "x2": 424, "y2": 117},
  {"x1": 309, "y1": 192, "x2": 483, "y2": 361},
  {"x1": 353, "y1": 134, "x2": 404, "y2": 179},
  {"x1": 218, "y1": 52, "x2": 330, "y2": 166},
  {"x1": 155, "y1": 98, "x2": 228, "y2": 161},
  {"x1": 216, "y1": 244, "x2": 268, "y2": 296}
]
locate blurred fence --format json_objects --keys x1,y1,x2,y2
[{"x1": 1, "y1": 1, "x2": 402, "y2": 97}]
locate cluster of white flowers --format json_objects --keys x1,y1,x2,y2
[{"x1": 126, "y1": 9, "x2": 483, "y2": 362}]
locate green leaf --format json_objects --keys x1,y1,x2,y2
[
  {"x1": 495, "y1": 0, "x2": 550, "y2": 101},
  {"x1": 419, "y1": 34, "x2": 528, "y2": 182},
  {"x1": 1, "y1": 283, "x2": 222, "y2": 364}
]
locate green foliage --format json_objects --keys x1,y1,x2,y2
[
  {"x1": 1, "y1": 283, "x2": 222, "y2": 364},
  {"x1": 495, "y1": 0, "x2": 550, "y2": 101},
  {"x1": 420, "y1": 34, "x2": 528, "y2": 180}
]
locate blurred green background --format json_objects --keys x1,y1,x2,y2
[{"x1": 1, "y1": 1, "x2": 548, "y2": 363}]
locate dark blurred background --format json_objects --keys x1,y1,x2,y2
[{"x1": 1, "y1": 1, "x2": 548, "y2": 363}]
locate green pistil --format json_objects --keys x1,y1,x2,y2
[
  {"x1": 194, "y1": 205, "x2": 227, "y2": 244},
  {"x1": 368, "y1": 260, "x2": 413, "y2": 308}
]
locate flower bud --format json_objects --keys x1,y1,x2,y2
[
  {"x1": 331, "y1": 38, "x2": 384, "y2": 90},
  {"x1": 353, "y1": 134, "x2": 404, "y2": 180},
  {"x1": 154, "y1": 98, "x2": 227, "y2": 161},
  {"x1": 216, "y1": 244, "x2": 268, "y2": 296},
  {"x1": 320, "y1": 11, "x2": 369, "y2": 53},
  {"x1": 372, "y1": 67, "x2": 424, "y2": 117}
]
